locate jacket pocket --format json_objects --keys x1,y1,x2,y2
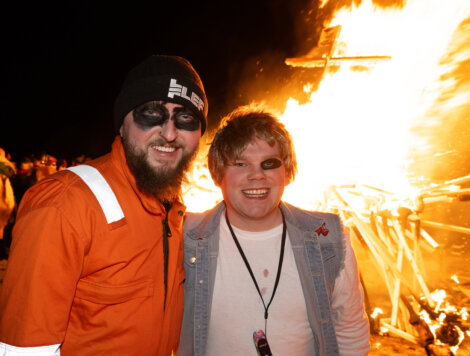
[
  {"x1": 320, "y1": 245, "x2": 341, "y2": 295},
  {"x1": 75, "y1": 278, "x2": 154, "y2": 305}
]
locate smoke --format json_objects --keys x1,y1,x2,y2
[
  {"x1": 406, "y1": 17, "x2": 470, "y2": 293},
  {"x1": 410, "y1": 17, "x2": 470, "y2": 181},
  {"x1": 225, "y1": 0, "x2": 411, "y2": 118},
  {"x1": 219, "y1": 0, "x2": 324, "y2": 117}
]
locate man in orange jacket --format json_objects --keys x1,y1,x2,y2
[{"x1": 0, "y1": 55, "x2": 208, "y2": 355}]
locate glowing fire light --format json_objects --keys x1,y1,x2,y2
[
  {"x1": 184, "y1": 0, "x2": 470, "y2": 213},
  {"x1": 181, "y1": 0, "x2": 470, "y2": 352},
  {"x1": 282, "y1": 0, "x2": 470, "y2": 209},
  {"x1": 417, "y1": 289, "x2": 468, "y2": 351},
  {"x1": 462, "y1": 308, "x2": 468, "y2": 321},
  {"x1": 431, "y1": 289, "x2": 447, "y2": 312},
  {"x1": 182, "y1": 144, "x2": 221, "y2": 212},
  {"x1": 371, "y1": 307, "x2": 383, "y2": 319}
]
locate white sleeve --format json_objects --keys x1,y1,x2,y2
[
  {"x1": 330, "y1": 229, "x2": 371, "y2": 356},
  {"x1": 0, "y1": 343, "x2": 60, "y2": 356}
]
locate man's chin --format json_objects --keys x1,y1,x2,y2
[
  {"x1": 148, "y1": 159, "x2": 179, "y2": 172},
  {"x1": 122, "y1": 135, "x2": 199, "y2": 202}
]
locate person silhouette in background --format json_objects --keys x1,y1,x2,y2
[{"x1": 0, "y1": 148, "x2": 15, "y2": 249}]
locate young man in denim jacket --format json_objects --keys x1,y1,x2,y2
[{"x1": 179, "y1": 105, "x2": 370, "y2": 355}]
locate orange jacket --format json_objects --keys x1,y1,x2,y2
[{"x1": 0, "y1": 137, "x2": 186, "y2": 355}]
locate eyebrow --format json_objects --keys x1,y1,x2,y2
[
  {"x1": 142, "y1": 102, "x2": 196, "y2": 118},
  {"x1": 234, "y1": 154, "x2": 282, "y2": 161},
  {"x1": 138, "y1": 102, "x2": 169, "y2": 114},
  {"x1": 172, "y1": 106, "x2": 196, "y2": 115}
]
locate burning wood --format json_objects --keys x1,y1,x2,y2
[
  {"x1": 323, "y1": 181, "x2": 469, "y2": 353},
  {"x1": 285, "y1": 25, "x2": 391, "y2": 69},
  {"x1": 401, "y1": 295, "x2": 434, "y2": 347},
  {"x1": 183, "y1": 2, "x2": 470, "y2": 354}
]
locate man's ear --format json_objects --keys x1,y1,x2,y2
[
  {"x1": 285, "y1": 170, "x2": 291, "y2": 186},
  {"x1": 119, "y1": 112, "x2": 133, "y2": 137},
  {"x1": 213, "y1": 173, "x2": 224, "y2": 188}
]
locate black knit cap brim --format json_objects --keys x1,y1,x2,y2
[{"x1": 114, "y1": 55, "x2": 208, "y2": 135}]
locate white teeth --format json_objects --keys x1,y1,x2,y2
[
  {"x1": 243, "y1": 189, "x2": 268, "y2": 197},
  {"x1": 152, "y1": 145, "x2": 176, "y2": 153}
]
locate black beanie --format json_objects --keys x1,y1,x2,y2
[{"x1": 113, "y1": 55, "x2": 208, "y2": 135}]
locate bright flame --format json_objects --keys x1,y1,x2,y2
[
  {"x1": 184, "y1": 0, "x2": 470, "y2": 214},
  {"x1": 282, "y1": 0, "x2": 470, "y2": 209},
  {"x1": 462, "y1": 308, "x2": 468, "y2": 321},
  {"x1": 180, "y1": 2, "x2": 470, "y2": 352},
  {"x1": 371, "y1": 307, "x2": 383, "y2": 319},
  {"x1": 450, "y1": 274, "x2": 460, "y2": 284},
  {"x1": 431, "y1": 289, "x2": 447, "y2": 312},
  {"x1": 417, "y1": 289, "x2": 468, "y2": 350},
  {"x1": 182, "y1": 144, "x2": 221, "y2": 212},
  {"x1": 379, "y1": 326, "x2": 389, "y2": 335}
]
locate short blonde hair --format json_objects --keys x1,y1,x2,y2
[{"x1": 208, "y1": 104, "x2": 297, "y2": 185}]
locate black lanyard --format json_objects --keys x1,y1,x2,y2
[{"x1": 224, "y1": 209, "x2": 287, "y2": 336}]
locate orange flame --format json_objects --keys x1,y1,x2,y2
[
  {"x1": 184, "y1": 0, "x2": 470, "y2": 214},
  {"x1": 282, "y1": 0, "x2": 470, "y2": 209}
]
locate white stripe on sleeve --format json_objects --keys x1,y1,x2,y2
[
  {"x1": 0, "y1": 342, "x2": 60, "y2": 356},
  {"x1": 67, "y1": 165, "x2": 124, "y2": 224}
]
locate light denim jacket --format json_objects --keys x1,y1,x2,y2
[{"x1": 178, "y1": 201, "x2": 345, "y2": 356}]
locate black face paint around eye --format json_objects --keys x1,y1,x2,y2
[
  {"x1": 133, "y1": 103, "x2": 169, "y2": 131},
  {"x1": 261, "y1": 158, "x2": 282, "y2": 170},
  {"x1": 173, "y1": 110, "x2": 201, "y2": 131},
  {"x1": 132, "y1": 102, "x2": 201, "y2": 132}
]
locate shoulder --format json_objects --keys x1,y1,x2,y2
[
  {"x1": 183, "y1": 202, "x2": 225, "y2": 239},
  {"x1": 20, "y1": 170, "x2": 86, "y2": 210},
  {"x1": 18, "y1": 160, "x2": 112, "y2": 224},
  {"x1": 280, "y1": 202, "x2": 342, "y2": 230},
  {"x1": 183, "y1": 210, "x2": 211, "y2": 230}
]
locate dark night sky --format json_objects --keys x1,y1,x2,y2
[{"x1": 1, "y1": 0, "x2": 321, "y2": 163}]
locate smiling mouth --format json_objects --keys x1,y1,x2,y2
[
  {"x1": 242, "y1": 188, "x2": 269, "y2": 198},
  {"x1": 152, "y1": 145, "x2": 176, "y2": 153}
]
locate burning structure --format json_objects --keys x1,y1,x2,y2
[{"x1": 183, "y1": 0, "x2": 470, "y2": 354}]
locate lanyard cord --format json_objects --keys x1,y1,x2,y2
[{"x1": 225, "y1": 209, "x2": 287, "y2": 336}]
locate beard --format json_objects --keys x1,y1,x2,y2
[{"x1": 122, "y1": 137, "x2": 198, "y2": 202}]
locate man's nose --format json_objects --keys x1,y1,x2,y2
[
  {"x1": 247, "y1": 165, "x2": 266, "y2": 180},
  {"x1": 159, "y1": 120, "x2": 178, "y2": 142}
]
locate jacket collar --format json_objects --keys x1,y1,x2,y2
[
  {"x1": 185, "y1": 201, "x2": 326, "y2": 241},
  {"x1": 185, "y1": 202, "x2": 225, "y2": 240},
  {"x1": 279, "y1": 201, "x2": 324, "y2": 233}
]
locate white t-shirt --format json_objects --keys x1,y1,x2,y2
[
  {"x1": 206, "y1": 216, "x2": 315, "y2": 356},
  {"x1": 206, "y1": 215, "x2": 370, "y2": 356}
]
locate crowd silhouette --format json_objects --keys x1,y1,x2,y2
[{"x1": 0, "y1": 146, "x2": 91, "y2": 260}]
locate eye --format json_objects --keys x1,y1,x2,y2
[
  {"x1": 176, "y1": 112, "x2": 195, "y2": 122},
  {"x1": 133, "y1": 103, "x2": 168, "y2": 130},
  {"x1": 233, "y1": 161, "x2": 247, "y2": 167},
  {"x1": 261, "y1": 158, "x2": 282, "y2": 170},
  {"x1": 174, "y1": 111, "x2": 200, "y2": 131},
  {"x1": 142, "y1": 108, "x2": 159, "y2": 116},
  {"x1": 136, "y1": 103, "x2": 164, "y2": 118}
]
